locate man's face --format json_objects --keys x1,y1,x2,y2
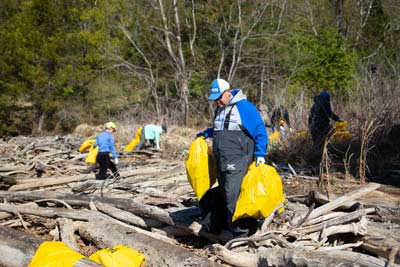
[{"x1": 214, "y1": 90, "x2": 231, "y2": 108}]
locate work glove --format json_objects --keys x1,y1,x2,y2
[
  {"x1": 196, "y1": 131, "x2": 208, "y2": 139},
  {"x1": 256, "y1": 157, "x2": 265, "y2": 166},
  {"x1": 114, "y1": 158, "x2": 119, "y2": 165}
]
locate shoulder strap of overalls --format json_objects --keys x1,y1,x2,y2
[{"x1": 223, "y1": 104, "x2": 236, "y2": 130}]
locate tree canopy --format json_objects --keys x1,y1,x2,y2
[{"x1": 0, "y1": 0, "x2": 398, "y2": 135}]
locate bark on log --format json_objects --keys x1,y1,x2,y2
[
  {"x1": 312, "y1": 189, "x2": 400, "y2": 210},
  {"x1": 297, "y1": 208, "x2": 375, "y2": 234},
  {"x1": 8, "y1": 167, "x2": 167, "y2": 191},
  {"x1": 0, "y1": 191, "x2": 174, "y2": 225},
  {"x1": 0, "y1": 203, "x2": 101, "y2": 221},
  {"x1": 93, "y1": 201, "x2": 163, "y2": 229},
  {"x1": 96, "y1": 214, "x2": 177, "y2": 245},
  {"x1": 57, "y1": 218, "x2": 81, "y2": 252},
  {"x1": 211, "y1": 244, "x2": 398, "y2": 267},
  {"x1": 257, "y1": 246, "x2": 398, "y2": 267},
  {"x1": 0, "y1": 202, "x2": 38, "y2": 220},
  {"x1": 8, "y1": 173, "x2": 94, "y2": 191},
  {"x1": 78, "y1": 219, "x2": 222, "y2": 267},
  {"x1": 0, "y1": 225, "x2": 103, "y2": 267},
  {"x1": 307, "y1": 183, "x2": 380, "y2": 221},
  {"x1": 308, "y1": 217, "x2": 368, "y2": 241},
  {"x1": 360, "y1": 225, "x2": 400, "y2": 263}
]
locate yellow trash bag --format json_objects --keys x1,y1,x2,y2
[
  {"x1": 85, "y1": 146, "x2": 99, "y2": 164},
  {"x1": 79, "y1": 139, "x2": 95, "y2": 152},
  {"x1": 331, "y1": 121, "x2": 353, "y2": 143},
  {"x1": 124, "y1": 127, "x2": 143, "y2": 152},
  {"x1": 89, "y1": 244, "x2": 145, "y2": 267},
  {"x1": 268, "y1": 131, "x2": 281, "y2": 143},
  {"x1": 185, "y1": 137, "x2": 217, "y2": 200},
  {"x1": 29, "y1": 241, "x2": 85, "y2": 267},
  {"x1": 296, "y1": 130, "x2": 309, "y2": 139},
  {"x1": 233, "y1": 162, "x2": 285, "y2": 222}
]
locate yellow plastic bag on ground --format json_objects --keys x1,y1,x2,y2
[
  {"x1": 85, "y1": 146, "x2": 99, "y2": 164},
  {"x1": 89, "y1": 244, "x2": 145, "y2": 267},
  {"x1": 79, "y1": 139, "x2": 95, "y2": 152},
  {"x1": 233, "y1": 162, "x2": 285, "y2": 222},
  {"x1": 29, "y1": 241, "x2": 85, "y2": 267},
  {"x1": 268, "y1": 131, "x2": 281, "y2": 143},
  {"x1": 331, "y1": 121, "x2": 353, "y2": 143},
  {"x1": 185, "y1": 137, "x2": 217, "y2": 200},
  {"x1": 124, "y1": 127, "x2": 143, "y2": 152}
]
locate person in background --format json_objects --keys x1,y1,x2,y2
[
  {"x1": 278, "y1": 119, "x2": 287, "y2": 139},
  {"x1": 270, "y1": 105, "x2": 291, "y2": 133},
  {"x1": 197, "y1": 78, "x2": 268, "y2": 237},
  {"x1": 308, "y1": 91, "x2": 342, "y2": 151},
  {"x1": 135, "y1": 124, "x2": 167, "y2": 151},
  {"x1": 94, "y1": 122, "x2": 119, "y2": 180}
]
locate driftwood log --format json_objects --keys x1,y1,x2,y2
[
  {"x1": 0, "y1": 225, "x2": 103, "y2": 267},
  {"x1": 0, "y1": 191, "x2": 174, "y2": 225},
  {"x1": 1, "y1": 134, "x2": 399, "y2": 267},
  {"x1": 212, "y1": 244, "x2": 399, "y2": 267},
  {"x1": 78, "y1": 219, "x2": 222, "y2": 267}
]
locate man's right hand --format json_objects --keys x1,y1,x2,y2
[{"x1": 196, "y1": 131, "x2": 208, "y2": 139}]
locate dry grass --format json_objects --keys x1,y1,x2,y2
[
  {"x1": 73, "y1": 121, "x2": 198, "y2": 161},
  {"x1": 73, "y1": 124, "x2": 103, "y2": 138}
]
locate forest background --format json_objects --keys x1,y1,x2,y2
[{"x1": 0, "y1": 0, "x2": 399, "y2": 139}]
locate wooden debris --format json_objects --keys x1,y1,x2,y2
[
  {"x1": 0, "y1": 135, "x2": 399, "y2": 266},
  {"x1": 79, "y1": 219, "x2": 222, "y2": 267}
]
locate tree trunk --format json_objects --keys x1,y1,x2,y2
[{"x1": 335, "y1": 0, "x2": 345, "y2": 34}]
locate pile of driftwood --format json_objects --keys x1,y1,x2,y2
[{"x1": 0, "y1": 135, "x2": 399, "y2": 267}]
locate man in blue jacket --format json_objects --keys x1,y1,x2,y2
[
  {"x1": 197, "y1": 78, "x2": 268, "y2": 237},
  {"x1": 94, "y1": 122, "x2": 119, "y2": 180}
]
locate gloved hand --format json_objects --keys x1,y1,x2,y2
[
  {"x1": 114, "y1": 158, "x2": 119, "y2": 165},
  {"x1": 196, "y1": 131, "x2": 208, "y2": 139},
  {"x1": 256, "y1": 157, "x2": 265, "y2": 166}
]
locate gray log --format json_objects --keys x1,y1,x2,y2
[
  {"x1": 79, "y1": 219, "x2": 222, "y2": 267},
  {"x1": 0, "y1": 191, "x2": 174, "y2": 225},
  {"x1": 211, "y1": 244, "x2": 398, "y2": 267},
  {"x1": 307, "y1": 183, "x2": 380, "y2": 221}
]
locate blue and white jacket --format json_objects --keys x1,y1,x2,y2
[{"x1": 203, "y1": 89, "x2": 268, "y2": 157}]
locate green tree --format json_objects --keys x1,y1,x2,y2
[
  {"x1": 288, "y1": 29, "x2": 356, "y2": 96},
  {"x1": 0, "y1": 0, "x2": 105, "y2": 134}
]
